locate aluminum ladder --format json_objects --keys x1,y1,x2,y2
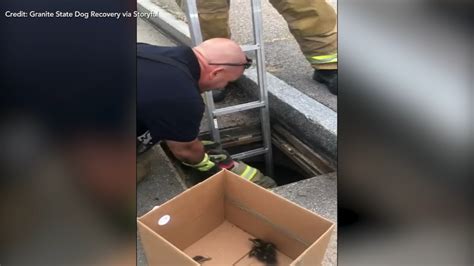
[{"x1": 184, "y1": 0, "x2": 273, "y2": 176}]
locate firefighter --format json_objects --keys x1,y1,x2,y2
[
  {"x1": 176, "y1": 0, "x2": 338, "y2": 95},
  {"x1": 137, "y1": 38, "x2": 276, "y2": 188}
]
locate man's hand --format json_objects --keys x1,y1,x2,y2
[
  {"x1": 181, "y1": 153, "x2": 221, "y2": 179},
  {"x1": 201, "y1": 140, "x2": 235, "y2": 170},
  {"x1": 182, "y1": 153, "x2": 216, "y2": 172},
  {"x1": 208, "y1": 149, "x2": 235, "y2": 170},
  {"x1": 166, "y1": 139, "x2": 221, "y2": 176}
]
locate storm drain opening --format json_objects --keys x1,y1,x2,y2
[
  {"x1": 162, "y1": 122, "x2": 336, "y2": 188},
  {"x1": 218, "y1": 123, "x2": 335, "y2": 186}
]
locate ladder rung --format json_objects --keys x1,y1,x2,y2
[
  {"x1": 213, "y1": 101, "x2": 265, "y2": 116},
  {"x1": 231, "y1": 147, "x2": 268, "y2": 160},
  {"x1": 240, "y1": 44, "x2": 260, "y2": 52}
]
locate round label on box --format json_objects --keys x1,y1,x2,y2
[{"x1": 158, "y1": 214, "x2": 171, "y2": 226}]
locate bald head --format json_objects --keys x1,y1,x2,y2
[
  {"x1": 192, "y1": 38, "x2": 248, "y2": 92},
  {"x1": 195, "y1": 38, "x2": 246, "y2": 65}
]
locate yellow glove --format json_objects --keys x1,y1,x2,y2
[{"x1": 182, "y1": 153, "x2": 217, "y2": 172}]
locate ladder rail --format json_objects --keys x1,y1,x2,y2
[
  {"x1": 231, "y1": 147, "x2": 269, "y2": 160},
  {"x1": 184, "y1": 0, "x2": 273, "y2": 176},
  {"x1": 183, "y1": 0, "x2": 221, "y2": 143},
  {"x1": 183, "y1": 0, "x2": 202, "y2": 45},
  {"x1": 250, "y1": 0, "x2": 274, "y2": 177}
]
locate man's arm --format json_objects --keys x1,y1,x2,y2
[
  {"x1": 166, "y1": 139, "x2": 276, "y2": 188},
  {"x1": 166, "y1": 139, "x2": 218, "y2": 173},
  {"x1": 165, "y1": 138, "x2": 205, "y2": 165}
]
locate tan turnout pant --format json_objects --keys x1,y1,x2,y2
[{"x1": 176, "y1": 0, "x2": 337, "y2": 70}]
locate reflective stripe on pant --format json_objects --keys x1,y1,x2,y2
[
  {"x1": 308, "y1": 52, "x2": 337, "y2": 70},
  {"x1": 269, "y1": 0, "x2": 337, "y2": 70},
  {"x1": 309, "y1": 53, "x2": 337, "y2": 64},
  {"x1": 240, "y1": 164, "x2": 258, "y2": 181}
]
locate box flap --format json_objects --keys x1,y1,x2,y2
[
  {"x1": 138, "y1": 171, "x2": 225, "y2": 250},
  {"x1": 138, "y1": 220, "x2": 198, "y2": 266},
  {"x1": 291, "y1": 223, "x2": 335, "y2": 266},
  {"x1": 223, "y1": 170, "x2": 334, "y2": 259}
]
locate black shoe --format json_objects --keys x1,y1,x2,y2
[
  {"x1": 313, "y1": 69, "x2": 337, "y2": 95},
  {"x1": 212, "y1": 87, "x2": 229, "y2": 102}
]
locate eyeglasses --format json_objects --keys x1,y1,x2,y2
[{"x1": 208, "y1": 56, "x2": 253, "y2": 69}]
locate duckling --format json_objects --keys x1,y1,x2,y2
[
  {"x1": 192, "y1": 255, "x2": 212, "y2": 264},
  {"x1": 249, "y1": 238, "x2": 277, "y2": 265}
]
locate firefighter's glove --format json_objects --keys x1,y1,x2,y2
[
  {"x1": 182, "y1": 153, "x2": 217, "y2": 172},
  {"x1": 201, "y1": 140, "x2": 234, "y2": 169},
  {"x1": 208, "y1": 149, "x2": 235, "y2": 170}
]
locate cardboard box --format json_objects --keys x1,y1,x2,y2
[{"x1": 138, "y1": 170, "x2": 334, "y2": 266}]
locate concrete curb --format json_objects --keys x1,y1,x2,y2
[
  {"x1": 243, "y1": 70, "x2": 337, "y2": 159},
  {"x1": 137, "y1": 0, "x2": 337, "y2": 159},
  {"x1": 137, "y1": 0, "x2": 191, "y2": 46}
]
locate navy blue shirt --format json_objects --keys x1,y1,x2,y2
[{"x1": 137, "y1": 43, "x2": 204, "y2": 142}]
